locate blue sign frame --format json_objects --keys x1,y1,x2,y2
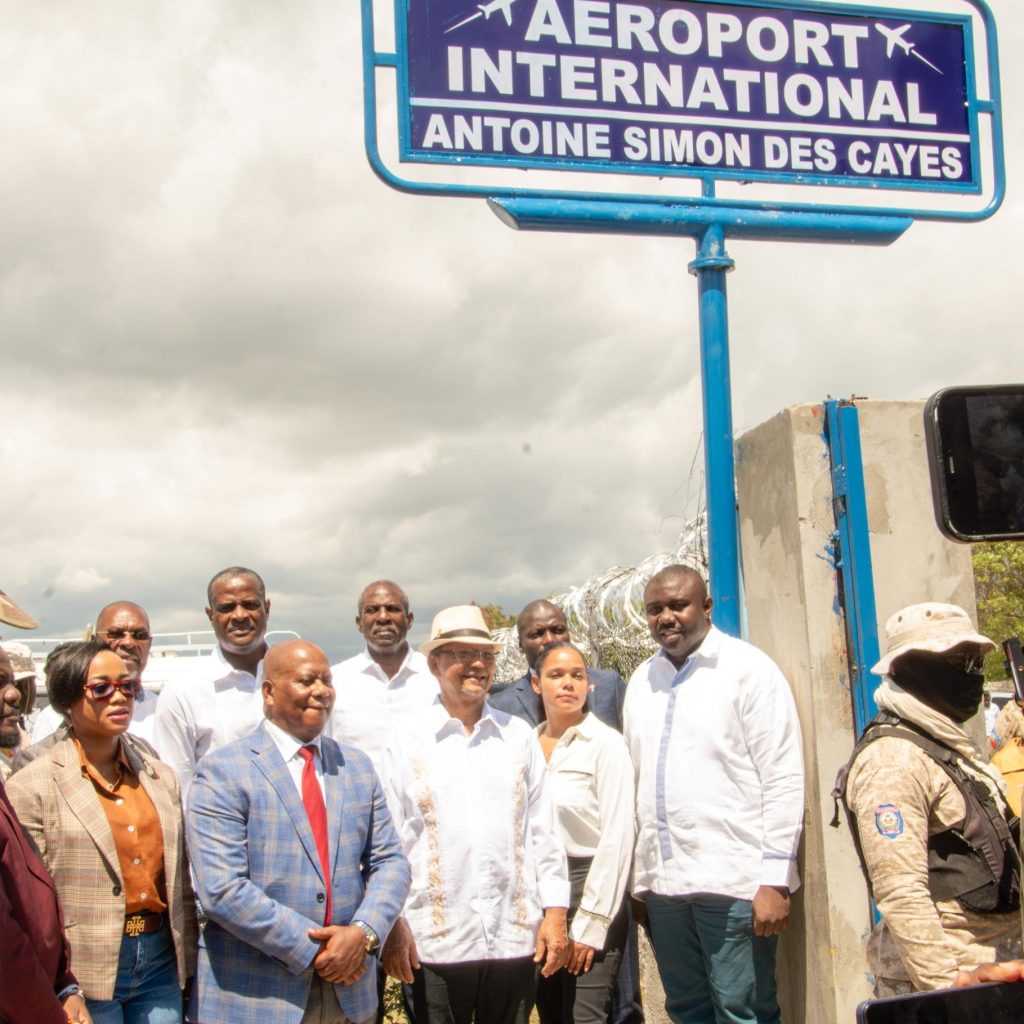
[{"x1": 362, "y1": 0, "x2": 1004, "y2": 223}]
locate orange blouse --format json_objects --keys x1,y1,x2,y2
[{"x1": 75, "y1": 738, "x2": 168, "y2": 915}]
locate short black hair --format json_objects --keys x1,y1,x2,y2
[
  {"x1": 357, "y1": 580, "x2": 410, "y2": 615},
  {"x1": 516, "y1": 599, "x2": 564, "y2": 639},
  {"x1": 533, "y1": 641, "x2": 590, "y2": 723},
  {"x1": 645, "y1": 564, "x2": 707, "y2": 596},
  {"x1": 45, "y1": 639, "x2": 111, "y2": 714},
  {"x1": 207, "y1": 567, "x2": 267, "y2": 606}
]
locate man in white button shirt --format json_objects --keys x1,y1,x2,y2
[
  {"x1": 154, "y1": 566, "x2": 271, "y2": 804},
  {"x1": 380, "y1": 605, "x2": 571, "y2": 1024},
  {"x1": 329, "y1": 580, "x2": 437, "y2": 772},
  {"x1": 624, "y1": 566, "x2": 804, "y2": 1024}
]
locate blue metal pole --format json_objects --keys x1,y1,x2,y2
[{"x1": 689, "y1": 224, "x2": 741, "y2": 636}]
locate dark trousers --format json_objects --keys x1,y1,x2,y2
[
  {"x1": 610, "y1": 900, "x2": 645, "y2": 1024},
  {"x1": 644, "y1": 893, "x2": 779, "y2": 1024},
  {"x1": 537, "y1": 857, "x2": 628, "y2": 1024},
  {"x1": 409, "y1": 956, "x2": 536, "y2": 1024}
]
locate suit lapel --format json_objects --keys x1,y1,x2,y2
[
  {"x1": 514, "y1": 674, "x2": 540, "y2": 726},
  {"x1": 250, "y1": 728, "x2": 326, "y2": 887},
  {"x1": 321, "y1": 739, "x2": 346, "y2": 878},
  {"x1": 51, "y1": 738, "x2": 123, "y2": 885}
]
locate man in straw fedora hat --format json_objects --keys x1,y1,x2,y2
[
  {"x1": 379, "y1": 604, "x2": 570, "y2": 1024},
  {"x1": 833, "y1": 601, "x2": 1022, "y2": 996}
]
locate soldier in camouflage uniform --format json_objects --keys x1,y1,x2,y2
[{"x1": 837, "y1": 603, "x2": 1022, "y2": 996}]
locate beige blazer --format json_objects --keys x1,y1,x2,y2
[{"x1": 6, "y1": 734, "x2": 197, "y2": 999}]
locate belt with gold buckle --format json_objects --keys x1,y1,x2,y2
[{"x1": 124, "y1": 912, "x2": 164, "y2": 937}]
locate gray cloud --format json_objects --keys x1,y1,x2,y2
[{"x1": 2, "y1": 2, "x2": 1021, "y2": 662}]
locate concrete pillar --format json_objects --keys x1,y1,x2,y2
[{"x1": 734, "y1": 400, "x2": 976, "y2": 1024}]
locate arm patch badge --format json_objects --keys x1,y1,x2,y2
[{"x1": 874, "y1": 803, "x2": 904, "y2": 839}]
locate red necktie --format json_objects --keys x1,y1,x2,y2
[{"x1": 298, "y1": 745, "x2": 331, "y2": 924}]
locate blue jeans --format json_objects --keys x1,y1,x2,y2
[
  {"x1": 86, "y1": 924, "x2": 182, "y2": 1024},
  {"x1": 644, "y1": 893, "x2": 779, "y2": 1024}
]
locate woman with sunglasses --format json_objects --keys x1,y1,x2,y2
[
  {"x1": 531, "y1": 641, "x2": 635, "y2": 1024},
  {"x1": 7, "y1": 640, "x2": 196, "y2": 1023}
]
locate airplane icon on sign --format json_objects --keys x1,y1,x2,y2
[
  {"x1": 445, "y1": 0, "x2": 519, "y2": 34},
  {"x1": 875, "y1": 23, "x2": 943, "y2": 74}
]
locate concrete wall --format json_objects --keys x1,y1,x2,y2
[{"x1": 734, "y1": 400, "x2": 977, "y2": 1024}]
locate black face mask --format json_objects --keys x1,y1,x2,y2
[{"x1": 890, "y1": 651, "x2": 986, "y2": 723}]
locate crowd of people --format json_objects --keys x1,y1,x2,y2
[{"x1": 0, "y1": 567, "x2": 1020, "y2": 1024}]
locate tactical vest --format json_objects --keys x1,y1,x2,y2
[{"x1": 832, "y1": 710, "x2": 1021, "y2": 914}]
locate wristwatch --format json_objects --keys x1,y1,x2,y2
[
  {"x1": 352, "y1": 919, "x2": 380, "y2": 953},
  {"x1": 58, "y1": 984, "x2": 86, "y2": 1001}
]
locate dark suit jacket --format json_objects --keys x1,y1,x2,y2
[
  {"x1": 0, "y1": 779, "x2": 76, "y2": 1024},
  {"x1": 488, "y1": 666, "x2": 626, "y2": 732}
]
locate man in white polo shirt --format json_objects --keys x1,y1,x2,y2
[
  {"x1": 329, "y1": 580, "x2": 436, "y2": 772},
  {"x1": 624, "y1": 565, "x2": 804, "y2": 1024},
  {"x1": 154, "y1": 566, "x2": 271, "y2": 803}
]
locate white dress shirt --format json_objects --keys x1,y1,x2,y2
[
  {"x1": 328, "y1": 647, "x2": 437, "y2": 773},
  {"x1": 153, "y1": 645, "x2": 265, "y2": 804},
  {"x1": 536, "y1": 713, "x2": 635, "y2": 949},
  {"x1": 624, "y1": 626, "x2": 805, "y2": 901},
  {"x1": 381, "y1": 697, "x2": 570, "y2": 964},
  {"x1": 263, "y1": 719, "x2": 326, "y2": 801}
]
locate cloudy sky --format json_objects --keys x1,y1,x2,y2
[{"x1": 2, "y1": 1, "x2": 1021, "y2": 662}]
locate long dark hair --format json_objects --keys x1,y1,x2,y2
[{"x1": 533, "y1": 641, "x2": 591, "y2": 724}]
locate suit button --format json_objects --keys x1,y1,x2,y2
[
  {"x1": 316, "y1": 892, "x2": 325, "y2": 903},
  {"x1": 113, "y1": 885, "x2": 122, "y2": 896}
]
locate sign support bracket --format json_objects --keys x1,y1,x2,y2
[{"x1": 490, "y1": 197, "x2": 914, "y2": 637}]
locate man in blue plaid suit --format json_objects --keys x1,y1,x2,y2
[{"x1": 186, "y1": 639, "x2": 411, "y2": 1024}]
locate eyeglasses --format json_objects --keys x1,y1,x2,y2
[
  {"x1": 943, "y1": 652, "x2": 986, "y2": 674},
  {"x1": 97, "y1": 629, "x2": 152, "y2": 643},
  {"x1": 438, "y1": 648, "x2": 496, "y2": 665},
  {"x1": 85, "y1": 679, "x2": 144, "y2": 701}
]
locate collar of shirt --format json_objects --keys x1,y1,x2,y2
[
  {"x1": 430, "y1": 694, "x2": 505, "y2": 742},
  {"x1": 263, "y1": 718, "x2": 324, "y2": 764},
  {"x1": 353, "y1": 646, "x2": 422, "y2": 685},
  {"x1": 210, "y1": 643, "x2": 264, "y2": 693},
  {"x1": 652, "y1": 625, "x2": 722, "y2": 684},
  {"x1": 534, "y1": 711, "x2": 597, "y2": 750},
  {"x1": 74, "y1": 734, "x2": 133, "y2": 792}
]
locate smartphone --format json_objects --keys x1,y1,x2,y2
[
  {"x1": 924, "y1": 384, "x2": 1024, "y2": 542},
  {"x1": 857, "y1": 980, "x2": 1024, "y2": 1023}
]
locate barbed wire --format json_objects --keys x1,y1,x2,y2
[{"x1": 492, "y1": 512, "x2": 708, "y2": 682}]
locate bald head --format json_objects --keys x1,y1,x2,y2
[
  {"x1": 262, "y1": 639, "x2": 334, "y2": 742},
  {"x1": 517, "y1": 599, "x2": 570, "y2": 670},
  {"x1": 94, "y1": 601, "x2": 152, "y2": 676},
  {"x1": 264, "y1": 639, "x2": 325, "y2": 678}
]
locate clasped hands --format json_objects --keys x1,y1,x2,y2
[{"x1": 308, "y1": 924, "x2": 369, "y2": 986}]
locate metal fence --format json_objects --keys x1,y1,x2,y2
[{"x1": 492, "y1": 513, "x2": 708, "y2": 682}]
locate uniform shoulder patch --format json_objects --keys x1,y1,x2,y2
[{"x1": 874, "y1": 803, "x2": 904, "y2": 839}]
